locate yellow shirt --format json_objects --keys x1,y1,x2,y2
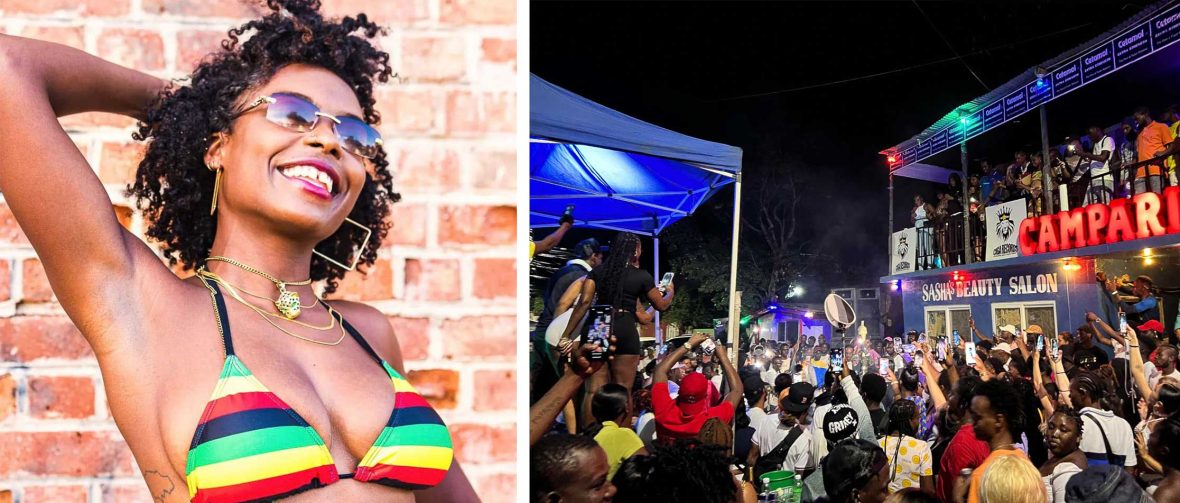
[
  {"x1": 594, "y1": 420, "x2": 645, "y2": 479},
  {"x1": 529, "y1": 240, "x2": 536, "y2": 261}
]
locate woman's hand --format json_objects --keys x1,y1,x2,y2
[
  {"x1": 1138, "y1": 398, "x2": 1149, "y2": 420},
  {"x1": 686, "y1": 331, "x2": 708, "y2": 352}
]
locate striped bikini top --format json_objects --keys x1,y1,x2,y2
[{"x1": 185, "y1": 281, "x2": 453, "y2": 503}]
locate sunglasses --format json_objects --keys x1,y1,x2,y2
[{"x1": 237, "y1": 93, "x2": 384, "y2": 159}]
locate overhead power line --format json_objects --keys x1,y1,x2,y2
[{"x1": 712, "y1": 22, "x2": 1092, "y2": 103}]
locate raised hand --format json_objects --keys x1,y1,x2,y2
[{"x1": 567, "y1": 343, "x2": 604, "y2": 379}]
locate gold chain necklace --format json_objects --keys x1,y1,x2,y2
[
  {"x1": 203, "y1": 270, "x2": 337, "y2": 331},
  {"x1": 206, "y1": 256, "x2": 313, "y2": 320},
  {"x1": 197, "y1": 269, "x2": 346, "y2": 346},
  {"x1": 236, "y1": 283, "x2": 318, "y2": 309}
]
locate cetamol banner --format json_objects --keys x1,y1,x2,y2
[
  {"x1": 891, "y1": 227, "x2": 917, "y2": 274},
  {"x1": 985, "y1": 199, "x2": 1028, "y2": 261}
]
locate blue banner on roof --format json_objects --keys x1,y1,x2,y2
[
  {"x1": 887, "y1": 0, "x2": 1180, "y2": 170},
  {"x1": 1152, "y1": 3, "x2": 1180, "y2": 47},
  {"x1": 965, "y1": 111, "x2": 983, "y2": 139},
  {"x1": 1114, "y1": 23, "x2": 1152, "y2": 67},
  {"x1": 903, "y1": 145, "x2": 917, "y2": 161},
  {"x1": 1003, "y1": 88, "x2": 1027, "y2": 119},
  {"x1": 917, "y1": 141, "x2": 931, "y2": 158},
  {"x1": 1051, "y1": 59, "x2": 1082, "y2": 96},
  {"x1": 1082, "y1": 42, "x2": 1114, "y2": 82},
  {"x1": 1026, "y1": 79, "x2": 1051, "y2": 108},
  {"x1": 930, "y1": 129, "x2": 948, "y2": 151},
  {"x1": 983, "y1": 101, "x2": 1005, "y2": 130},
  {"x1": 947, "y1": 124, "x2": 964, "y2": 145}
]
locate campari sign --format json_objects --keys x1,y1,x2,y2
[{"x1": 1018, "y1": 188, "x2": 1180, "y2": 254}]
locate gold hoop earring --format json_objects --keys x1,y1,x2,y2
[
  {"x1": 209, "y1": 164, "x2": 223, "y2": 215},
  {"x1": 313, "y1": 217, "x2": 372, "y2": 271}
]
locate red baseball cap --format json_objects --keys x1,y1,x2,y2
[
  {"x1": 676, "y1": 372, "x2": 710, "y2": 417},
  {"x1": 1138, "y1": 320, "x2": 1165, "y2": 333}
]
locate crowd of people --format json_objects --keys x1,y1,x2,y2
[
  {"x1": 531, "y1": 273, "x2": 1179, "y2": 502},
  {"x1": 910, "y1": 105, "x2": 1180, "y2": 270}
]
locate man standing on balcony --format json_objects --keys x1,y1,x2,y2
[
  {"x1": 1074, "y1": 126, "x2": 1115, "y2": 204},
  {"x1": 1133, "y1": 106, "x2": 1174, "y2": 194}
]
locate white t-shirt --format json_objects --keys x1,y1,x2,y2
[
  {"x1": 748, "y1": 406, "x2": 768, "y2": 429},
  {"x1": 752, "y1": 415, "x2": 813, "y2": 472},
  {"x1": 1091, "y1": 136, "x2": 1114, "y2": 176},
  {"x1": 1043, "y1": 461, "x2": 1082, "y2": 503},
  {"x1": 1150, "y1": 367, "x2": 1180, "y2": 389},
  {"x1": 879, "y1": 435, "x2": 933, "y2": 493},
  {"x1": 1079, "y1": 407, "x2": 1137, "y2": 467}
]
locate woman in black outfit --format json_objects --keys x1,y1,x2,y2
[{"x1": 560, "y1": 232, "x2": 674, "y2": 400}]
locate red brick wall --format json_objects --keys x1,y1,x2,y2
[{"x1": 0, "y1": 0, "x2": 517, "y2": 501}]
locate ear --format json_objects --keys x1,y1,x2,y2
[
  {"x1": 204, "y1": 133, "x2": 228, "y2": 169},
  {"x1": 544, "y1": 493, "x2": 562, "y2": 503}
]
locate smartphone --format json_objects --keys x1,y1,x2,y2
[
  {"x1": 562, "y1": 204, "x2": 575, "y2": 219},
  {"x1": 879, "y1": 359, "x2": 889, "y2": 375},
  {"x1": 659, "y1": 272, "x2": 675, "y2": 293},
  {"x1": 1050, "y1": 336, "x2": 1060, "y2": 360},
  {"x1": 1036, "y1": 335, "x2": 1044, "y2": 353},
  {"x1": 583, "y1": 305, "x2": 613, "y2": 361},
  {"x1": 937, "y1": 340, "x2": 947, "y2": 362},
  {"x1": 953, "y1": 330, "x2": 961, "y2": 347},
  {"x1": 830, "y1": 348, "x2": 844, "y2": 369},
  {"x1": 965, "y1": 342, "x2": 977, "y2": 365},
  {"x1": 1119, "y1": 312, "x2": 1128, "y2": 334},
  {"x1": 700, "y1": 338, "x2": 717, "y2": 355},
  {"x1": 903, "y1": 343, "x2": 915, "y2": 355}
]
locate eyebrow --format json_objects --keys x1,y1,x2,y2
[{"x1": 276, "y1": 91, "x2": 365, "y2": 121}]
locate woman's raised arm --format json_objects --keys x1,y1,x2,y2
[{"x1": 0, "y1": 35, "x2": 169, "y2": 344}]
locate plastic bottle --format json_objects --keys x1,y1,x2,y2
[{"x1": 790, "y1": 474, "x2": 803, "y2": 503}]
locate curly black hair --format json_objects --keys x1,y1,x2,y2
[
  {"x1": 129, "y1": 0, "x2": 397, "y2": 294},
  {"x1": 612, "y1": 439, "x2": 736, "y2": 503}
]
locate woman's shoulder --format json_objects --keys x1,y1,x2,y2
[{"x1": 325, "y1": 299, "x2": 403, "y2": 368}]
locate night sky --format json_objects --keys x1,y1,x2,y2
[{"x1": 531, "y1": 1, "x2": 1153, "y2": 299}]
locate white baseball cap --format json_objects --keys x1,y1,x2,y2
[{"x1": 999, "y1": 324, "x2": 1018, "y2": 335}]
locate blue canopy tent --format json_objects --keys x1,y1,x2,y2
[{"x1": 530, "y1": 74, "x2": 744, "y2": 347}]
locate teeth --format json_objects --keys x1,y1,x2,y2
[{"x1": 279, "y1": 165, "x2": 334, "y2": 193}]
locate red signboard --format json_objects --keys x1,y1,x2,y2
[{"x1": 1018, "y1": 187, "x2": 1180, "y2": 255}]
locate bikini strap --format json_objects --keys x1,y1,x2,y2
[
  {"x1": 322, "y1": 301, "x2": 383, "y2": 366},
  {"x1": 198, "y1": 276, "x2": 236, "y2": 357}
]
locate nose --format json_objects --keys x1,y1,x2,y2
[{"x1": 303, "y1": 115, "x2": 343, "y2": 159}]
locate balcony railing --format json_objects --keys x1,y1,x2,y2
[{"x1": 906, "y1": 152, "x2": 1177, "y2": 270}]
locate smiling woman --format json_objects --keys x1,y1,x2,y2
[{"x1": 0, "y1": 0, "x2": 501, "y2": 501}]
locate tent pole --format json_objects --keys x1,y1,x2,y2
[
  {"x1": 1039, "y1": 104, "x2": 1054, "y2": 215},
  {"x1": 653, "y1": 235, "x2": 661, "y2": 350},
  {"x1": 726, "y1": 172, "x2": 743, "y2": 370}
]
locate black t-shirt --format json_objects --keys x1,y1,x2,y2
[
  {"x1": 533, "y1": 262, "x2": 591, "y2": 335},
  {"x1": 869, "y1": 408, "x2": 888, "y2": 437},
  {"x1": 588, "y1": 266, "x2": 656, "y2": 310},
  {"x1": 1072, "y1": 345, "x2": 1109, "y2": 370}
]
